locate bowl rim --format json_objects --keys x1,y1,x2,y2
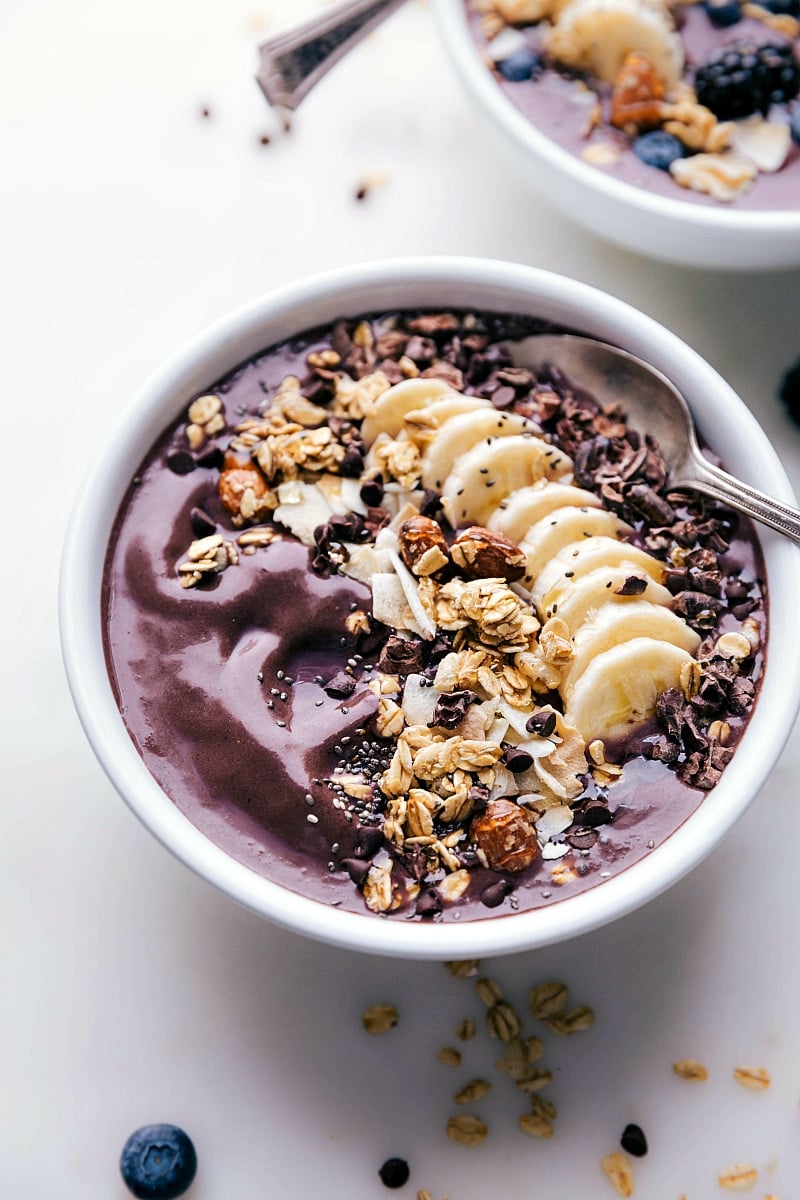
[
  {"x1": 432, "y1": 0, "x2": 800, "y2": 236},
  {"x1": 59, "y1": 255, "x2": 800, "y2": 959}
]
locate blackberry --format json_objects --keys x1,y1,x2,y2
[{"x1": 694, "y1": 39, "x2": 800, "y2": 120}]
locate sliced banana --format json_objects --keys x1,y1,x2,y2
[
  {"x1": 563, "y1": 637, "x2": 694, "y2": 742},
  {"x1": 546, "y1": 0, "x2": 684, "y2": 87},
  {"x1": 422, "y1": 409, "x2": 537, "y2": 490},
  {"x1": 442, "y1": 435, "x2": 573, "y2": 528},
  {"x1": 361, "y1": 377, "x2": 454, "y2": 445},
  {"x1": 534, "y1": 535, "x2": 666, "y2": 613},
  {"x1": 553, "y1": 565, "x2": 673, "y2": 634},
  {"x1": 561, "y1": 600, "x2": 700, "y2": 699},
  {"x1": 403, "y1": 394, "x2": 492, "y2": 445},
  {"x1": 488, "y1": 481, "x2": 602, "y2": 543},
  {"x1": 519, "y1": 506, "x2": 633, "y2": 588}
]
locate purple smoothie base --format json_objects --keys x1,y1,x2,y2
[{"x1": 102, "y1": 313, "x2": 766, "y2": 922}]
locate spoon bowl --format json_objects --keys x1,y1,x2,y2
[{"x1": 513, "y1": 334, "x2": 800, "y2": 548}]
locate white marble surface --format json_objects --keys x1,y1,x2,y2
[{"x1": 3, "y1": 0, "x2": 800, "y2": 1195}]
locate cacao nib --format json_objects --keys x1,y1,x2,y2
[{"x1": 432, "y1": 689, "x2": 480, "y2": 730}]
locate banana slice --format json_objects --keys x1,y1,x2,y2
[
  {"x1": 422, "y1": 410, "x2": 537, "y2": 490},
  {"x1": 553, "y1": 565, "x2": 673, "y2": 634},
  {"x1": 561, "y1": 600, "x2": 700, "y2": 699},
  {"x1": 361, "y1": 377, "x2": 455, "y2": 445},
  {"x1": 534, "y1": 535, "x2": 666, "y2": 614},
  {"x1": 442, "y1": 435, "x2": 573, "y2": 528},
  {"x1": 488, "y1": 481, "x2": 602, "y2": 543},
  {"x1": 563, "y1": 637, "x2": 694, "y2": 742},
  {"x1": 403, "y1": 394, "x2": 492, "y2": 446},
  {"x1": 519, "y1": 506, "x2": 633, "y2": 588},
  {"x1": 546, "y1": 0, "x2": 684, "y2": 87}
]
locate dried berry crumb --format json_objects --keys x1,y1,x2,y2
[
  {"x1": 379, "y1": 1157, "x2": 410, "y2": 1189},
  {"x1": 620, "y1": 1122, "x2": 648, "y2": 1157}
]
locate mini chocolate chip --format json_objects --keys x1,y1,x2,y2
[
  {"x1": 502, "y1": 747, "x2": 534, "y2": 773},
  {"x1": 359, "y1": 475, "x2": 384, "y2": 507},
  {"x1": 341, "y1": 858, "x2": 371, "y2": 887},
  {"x1": 378, "y1": 1158, "x2": 410, "y2": 1189},
  {"x1": 190, "y1": 507, "x2": 216, "y2": 537},
  {"x1": 195, "y1": 445, "x2": 224, "y2": 470},
  {"x1": 480, "y1": 879, "x2": 511, "y2": 908},
  {"x1": 620, "y1": 1123, "x2": 648, "y2": 1157},
  {"x1": 582, "y1": 801, "x2": 613, "y2": 828},
  {"x1": 340, "y1": 444, "x2": 365, "y2": 477},
  {"x1": 526, "y1": 710, "x2": 557, "y2": 738},
  {"x1": 323, "y1": 672, "x2": 356, "y2": 698},
  {"x1": 419, "y1": 488, "x2": 443, "y2": 518},
  {"x1": 166, "y1": 450, "x2": 195, "y2": 476},
  {"x1": 354, "y1": 827, "x2": 384, "y2": 859}
]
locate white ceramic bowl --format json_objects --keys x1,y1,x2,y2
[
  {"x1": 60, "y1": 256, "x2": 800, "y2": 958},
  {"x1": 432, "y1": 0, "x2": 800, "y2": 271}
]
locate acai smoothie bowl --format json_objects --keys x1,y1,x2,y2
[
  {"x1": 433, "y1": 0, "x2": 800, "y2": 268},
  {"x1": 60, "y1": 259, "x2": 800, "y2": 958}
]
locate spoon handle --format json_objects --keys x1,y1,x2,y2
[
  {"x1": 256, "y1": 0, "x2": 409, "y2": 111},
  {"x1": 683, "y1": 450, "x2": 800, "y2": 547}
]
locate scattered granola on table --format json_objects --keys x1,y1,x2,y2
[{"x1": 104, "y1": 308, "x2": 767, "y2": 919}]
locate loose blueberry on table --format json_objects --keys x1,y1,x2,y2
[{"x1": 120, "y1": 1124, "x2": 197, "y2": 1199}]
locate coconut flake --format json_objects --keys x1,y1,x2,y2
[
  {"x1": 388, "y1": 549, "x2": 437, "y2": 640},
  {"x1": 402, "y1": 674, "x2": 439, "y2": 726},
  {"x1": 541, "y1": 841, "x2": 571, "y2": 860},
  {"x1": 535, "y1": 803, "x2": 574, "y2": 842},
  {"x1": 729, "y1": 114, "x2": 791, "y2": 173},
  {"x1": 485, "y1": 26, "x2": 528, "y2": 62}
]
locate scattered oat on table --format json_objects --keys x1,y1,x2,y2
[
  {"x1": 601, "y1": 1150, "x2": 635, "y2": 1197},
  {"x1": 437, "y1": 1046, "x2": 462, "y2": 1067},
  {"x1": 733, "y1": 1065, "x2": 771, "y2": 1091},
  {"x1": 673, "y1": 1058, "x2": 709, "y2": 1080},
  {"x1": 444, "y1": 959, "x2": 480, "y2": 979},
  {"x1": 453, "y1": 1078, "x2": 492, "y2": 1104},
  {"x1": 446, "y1": 1114, "x2": 488, "y2": 1147},
  {"x1": 718, "y1": 1162, "x2": 758, "y2": 1190},
  {"x1": 456, "y1": 1017, "x2": 476, "y2": 1041},
  {"x1": 361, "y1": 1003, "x2": 398, "y2": 1035},
  {"x1": 529, "y1": 980, "x2": 569, "y2": 1019}
]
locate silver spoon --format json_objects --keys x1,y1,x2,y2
[
  {"x1": 256, "y1": 0, "x2": 409, "y2": 112},
  {"x1": 511, "y1": 334, "x2": 800, "y2": 546}
]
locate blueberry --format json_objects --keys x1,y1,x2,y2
[
  {"x1": 120, "y1": 1124, "x2": 197, "y2": 1199},
  {"x1": 632, "y1": 130, "x2": 686, "y2": 171},
  {"x1": 762, "y1": 0, "x2": 799, "y2": 14},
  {"x1": 497, "y1": 47, "x2": 543, "y2": 82},
  {"x1": 791, "y1": 105, "x2": 800, "y2": 146},
  {"x1": 703, "y1": 0, "x2": 743, "y2": 25}
]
